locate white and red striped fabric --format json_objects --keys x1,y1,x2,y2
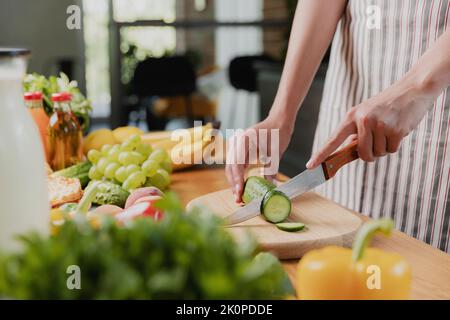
[{"x1": 313, "y1": 0, "x2": 450, "y2": 252}]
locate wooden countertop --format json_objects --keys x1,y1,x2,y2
[{"x1": 171, "y1": 166, "x2": 450, "y2": 300}]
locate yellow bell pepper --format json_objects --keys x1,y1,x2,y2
[{"x1": 297, "y1": 219, "x2": 411, "y2": 300}]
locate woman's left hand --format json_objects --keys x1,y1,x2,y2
[{"x1": 306, "y1": 81, "x2": 433, "y2": 168}]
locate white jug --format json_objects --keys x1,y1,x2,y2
[{"x1": 0, "y1": 48, "x2": 49, "y2": 250}]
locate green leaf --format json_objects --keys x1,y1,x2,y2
[{"x1": 0, "y1": 194, "x2": 292, "y2": 299}]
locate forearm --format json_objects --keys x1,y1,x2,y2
[
  {"x1": 400, "y1": 29, "x2": 450, "y2": 102},
  {"x1": 308, "y1": 29, "x2": 450, "y2": 167},
  {"x1": 270, "y1": 0, "x2": 347, "y2": 128}
]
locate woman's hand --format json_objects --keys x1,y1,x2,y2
[
  {"x1": 308, "y1": 28, "x2": 450, "y2": 168},
  {"x1": 224, "y1": 0, "x2": 347, "y2": 201},
  {"x1": 306, "y1": 82, "x2": 433, "y2": 168},
  {"x1": 225, "y1": 116, "x2": 293, "y2": 203}
]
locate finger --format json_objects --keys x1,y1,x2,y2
[
  {"x1": 231, "y1": 163, "x2": 245, "y2": 203},
  {"x1": 225, "y1": 163, "x2": 234, "y2": 192},
  {"x1": 357, "y1": 117, "x2": 375, "y2": 162},
  {"x1": 262, "y1": 145, "x2": 279, "y2": 182},
  {"x1": 228, "y1": 132, "x2": 250, "y2": 203},
  {"x1": 263, "y1": 162, "x2": 278, "y2": 183},
  {"x1": 386, "y1": 131, "x2": 403, "y2": 153},
  {"x1": 306, "y1": 121, "x2": 356, "y2": 169},
  {"x1": 373, "y1": 121, "x2": 387, "y2": 157},
  {"x1": 225, "y1": 135, "x2": 240, "y2": 196}
]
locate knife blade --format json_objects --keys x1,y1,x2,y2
[{"x1": 224, "y1": 140, "x2": 359, "y2": 225}]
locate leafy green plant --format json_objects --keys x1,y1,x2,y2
[
  {"x1": 0, "y1": 193, "x2": 293, "y2": 299},
  {"x1": 23, "y1": 72, "x2": 92, "y2": 133}
]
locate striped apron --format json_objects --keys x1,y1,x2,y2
[{"x1": 313, "y1": 0, "x2": 450, "y2": 252}]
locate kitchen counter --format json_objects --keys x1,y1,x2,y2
[{"x1": 171, "y1": 166, "x2": 450, "y2": 300}]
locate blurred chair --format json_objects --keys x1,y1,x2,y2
[
  {"x1": 227, "y1": 55, "x2": 275, "y2": 127},
  {"x1": 129, "y1": 55, "x2": 197, "y2": 130}
]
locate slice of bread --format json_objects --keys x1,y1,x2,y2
[{"x1": 48, "y1": 176, "x2": 83, "y2": 207}]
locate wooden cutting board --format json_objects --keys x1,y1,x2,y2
[{"x1": 187, "y1": 189, "x2": 362, "y2": 259}]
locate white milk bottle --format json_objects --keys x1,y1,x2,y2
[{"x1": 0, "y1": 48, "x2": 49, "y2": 250}]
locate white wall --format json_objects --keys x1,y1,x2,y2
[{"x1": 0, "y1": 0, "x2": 86, "y2": 92}]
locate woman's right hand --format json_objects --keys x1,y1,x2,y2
[{"x1": 225, "y1": 115, "x2": 293, "y2": 203}]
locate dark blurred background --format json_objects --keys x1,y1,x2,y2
[{"x1": 0, "y1": 0, "x2": 329, "y2": 175}]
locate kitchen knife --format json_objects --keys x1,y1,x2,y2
[{"x1": 224, "y1": 140, "x2": 359, "y2": 225}]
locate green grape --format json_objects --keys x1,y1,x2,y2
[
  {"x1": 128, "y1": 171, "x2": 146, "y2": 186},
  {"x1": 126, "y1": 164, "x2": 140, "y2": 176},
  {"x1": 114, "y1": 166, "x2": 128, "y2": 183},
  {"x1": 107, "y1": 145, "x2": 121, "y2": 161},
  {"x1": 101, "y1": 144, "x2": 112, "y2": 155},
  {"x1": 118, "y1": 151, "x2": 139, "y2": 166},
  {"x1": 122, "y1": 174, "x2": 143, "y2": 191},
  {"x1": 131, "y1": 151, "x2": 145, "y2": 164},
  {"x1": 88, "y1": 165, "x2": 103, "y2": 180},
  {"x1": 135, "y1": 143, "x2": 153, "y2": 157},
  {"x1": 121, "y1": 140, "x2": 135, "y2": 152},
  {"x1": 161, "y1": 159, "x2": 173, "y2": 174},
  {"x1": 104, "y1": 162, "x2": 120, "y2": 179},
  {"x1": 127, "y1": 133, "x2": 141, "y2": 145},
  {"x1": 87, "y1": 149, "x2": 101, "y2": 164},
  {"x1": 148, "y1": 169, "x2": 170, "y2": 190},
  {"x1": 97, "y1": 157, "x2": 110, "y2": 174},
  {"x1": 122, "y1": 178, "x2": 138, "y2": 191},
  {"x1": 141, "y1": 159, "x2": 158, "y2": 177},
  {"x1": 148, "y1": 148, "x2": 168, "y2": 164}
]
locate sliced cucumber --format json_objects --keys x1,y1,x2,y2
[
  {"x1": 275, "y1": 222, "x2": 305, "y2": 232},
  {"x1": 243, "y1": 176, "x2": 291, "y2": 223},
  {"x1": 261, "y1": 189, "x2": 291, "y2": 223},
  {"x1": 242, "y1": 176, "x2": 275, "y2": 204}
]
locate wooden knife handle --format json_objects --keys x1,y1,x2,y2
[{"x1": 321, "y1": 140, "x2": 359, "y2": 180}]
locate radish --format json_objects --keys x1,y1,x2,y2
[
  {"x1": 92, "y1": 204, "x2": 123, "y2": 216},
  {"x1": 116, "y1": 202, "x2": 151, "y2": 222},
  {"x1": 124, "y1": 187, "x2": 163, "y2": 209},
  {"x1": 115, "y1": 200, "x2": 164, "y2": 222},
  {"x1": 134, "y1": 195, "x2": 162, "y2": 204},
  {"x1": 138, "y1": 197, "x2": 164, "y2": 221}
]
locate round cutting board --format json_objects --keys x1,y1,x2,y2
[{"x1": 187, "y1": 189, "x2": 362, "y2": 259}]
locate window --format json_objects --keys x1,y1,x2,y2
[
  {"x1": 83, "y1": 0, "x2": 176, "y2": 118},
  {"x1": 83, "y1": 0, "x2": 110, "y2": 117}
]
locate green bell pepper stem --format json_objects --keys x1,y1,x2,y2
[
  {"x1": 352, "y1": 218, "x2": 394, "y2": 262},
  {"x1": 76, "y1": 181, "x2": 101, "y2": 214}
]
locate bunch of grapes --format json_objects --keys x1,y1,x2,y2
[{"x1": 87, "y1": 134, "x2": 172, "y2": 191}]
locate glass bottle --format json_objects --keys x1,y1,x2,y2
[
  {"x1": 24, "y1": 91, "x2": 49, "y2": 161},
  {"x1": 48, "y1": 92, "x2": 83, "y2": 170},
  {"x1": 0, "y1": 48, "x2": 49, "y2": 250}
]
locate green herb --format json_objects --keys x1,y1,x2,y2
[
  {"x1": 23, "y1": 72, "x2": 92, "y2": 133},
  {"x1": 0, "y1": 193, "x2": 294, "y2": 299}
]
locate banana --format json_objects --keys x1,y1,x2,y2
[
  {"x1": 141, "y1": 123, "x2": 217, "y2": 171},
  {"x1": 170, "y1": 124, "x2": 215, "y2": 171},
  {"x1": 140, "y1": 130, "x2": 174, "y2": 144},
  {"x1": 141, "y1": 123, "x2": 212, "y2": 145},
  {"x1": 152, "y1": 139, "x2": 180, "y2": 151}
]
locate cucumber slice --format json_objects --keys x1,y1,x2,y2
[
  {"x1": 261, "y1": 189, "x2": 291, "y2": 223},
  {"x1": 276, "y1": 222, "x2": 305, "y2": 232},
  {"x1": 243, "y1": 176, "x2": 292, "y2": 223},
  {"x1": 242, "y1": 176, "x2": 275, "y2": 204}
]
